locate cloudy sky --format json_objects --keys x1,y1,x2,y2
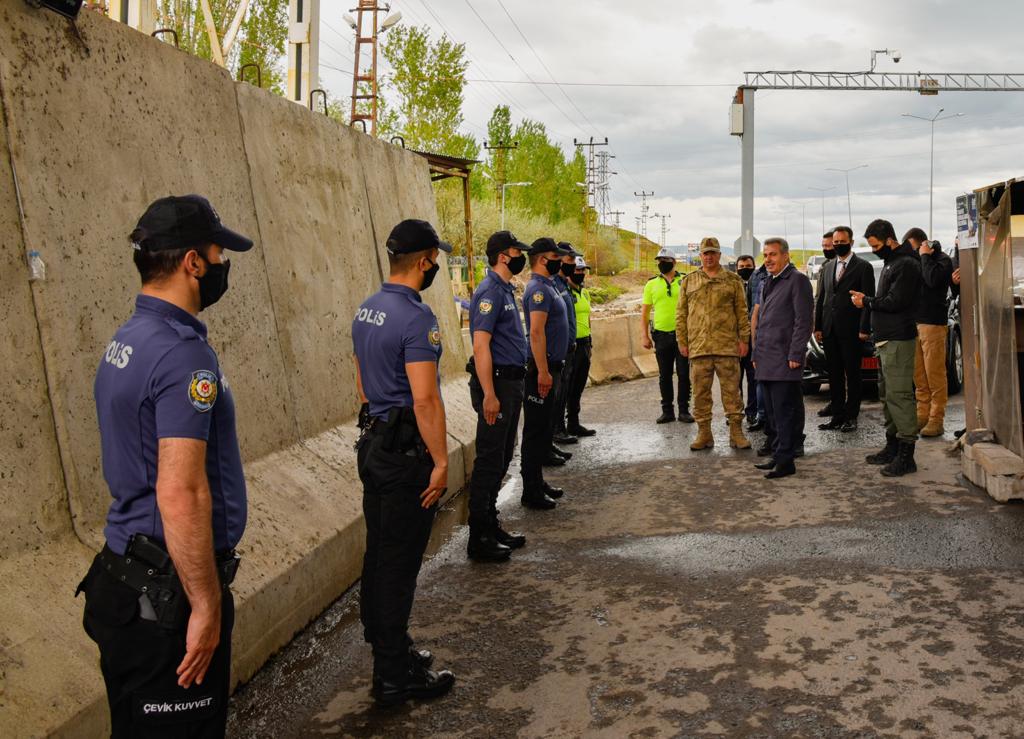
[{"x1": 317, "y1": 0, "x2": 1024, "y2": 251}]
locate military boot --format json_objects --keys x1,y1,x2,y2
[
  {"x1": 690, "y1": 422, "x2": 714, "y2": 450},
  {"x1": 728, "y1": 417, "x2": 752, "y2": 449},
  {"x1": 866, "y1": 434, "x2": 899, "y2": 465},
  {"x1": 881, "y1": 441, "x2": 917, "y2": 477}
]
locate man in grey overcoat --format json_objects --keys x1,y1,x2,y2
[{"x1": 752, "y1": 238, "x2": 814, "y2": 479}]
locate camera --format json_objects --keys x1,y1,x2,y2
[{"x1": 892, "y1": 50, "x2": 902, "y2": 63}]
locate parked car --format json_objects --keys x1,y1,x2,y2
[{"x1": 946, "y1": 294, "x2": 963, "y2": 394}]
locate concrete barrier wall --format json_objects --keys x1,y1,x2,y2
[
  {"x1": 587, "y1": 315, "x2": 642, "y2": 384},
  {"x1": 0, "y1": 3, "x2": 473, "y2": 736}
]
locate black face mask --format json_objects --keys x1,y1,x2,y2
[
  {"x1": 421, "y1": 258, "x2": 440, "y2": 291},
  {"x1": 505, "y1": 254, "x2": 527, "y2": 275},
  {"x1": 197, "y1": 258, "x2": 230, "y2": 311},
  {"x1": 570, "y1": 272, "x2": 585, "y2": 286},
  {"x1": 545, "y1": 258, "x2": 562, "y2": 276},
  {"x1": 737, "y1": 267, "x2": 755, "y2": 281},
  {"x1": 822, "y1": 248, "x2": 836, "y2": 260},
  {"x1": 832, "y1": 242, "x2": 851, "y2": 258},
  {"x1": 560, "y1": 262, "x2": 575, "y2": 277},
  {"x1": 658, "y1": 261, "x2": 675, "y2": 274},
  {"x1": 874, "y1": 243, "x2": 894, "y2": 260}
]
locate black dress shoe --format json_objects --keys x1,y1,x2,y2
[
  {"x1": 678, "y1": 411, "x2": 695, "y2": 423},
  {"x1": 495, "y1": 525, "x2": 526, "y2": 549},
  {"x1": 656, "y1": 411, "x2": 676, "y2": 424},
  {"x1": 794, "y1": 446, "x2": 805, "y2": 458},
  {"x1": 553, "y1": 431, "x2": 579, "y2": 445},
  {"x1": 747, "y1": 418, "x2": 765, "y2": 431},
  {"x1": 756, "y1": 443, "x2": 773, "y2": 457},
  {"x1": 467, "y1": 532, "x2": 512, "y2": 562},
  {"x1": 817, "y1": 404, "x2": 835, "y2": 418},
  {"x1": 543, "y1": 482, "x2": 564, "y2": 499},
  {"x1": 765, "y1": 462, "x2": 797, "y2": 479},
  {"x1": 521, "y1": 492, "x2": 557, "y2": 510},
  {"x1": 551, "y1": 445, "x2": 572, "y2": 460},
  {"x1": 411, "y1": 647, "x2": 433, "y2": 669},
  {"x1": 840, "y1": 418, "x2": 858, "y2": 433},
  {"x1": 567, "y1": 424, "x2": 596, "y2": 437},
  {"x1": 754, "y1": 460, "x2": 777, "y2": 470},
  {"x1": 372, "y1": 668, "x2": 455, "y2": 708},
  {"x1": 818, "y1": 417, "x2": 845, "y2": 430},
  {"x1": 543, "y1": 453, "x2": 567, "y2": 467}
]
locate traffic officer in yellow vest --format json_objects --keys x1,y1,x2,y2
[
  {"x1": 641, "y1": 247, "x2": 693, "y2": 424},
  {"x1": 565, "y1": 255, "x2": 596, "y2": 436},
  {"x1": 676, "y1": 237, "x2": 752, "y2": 450}
]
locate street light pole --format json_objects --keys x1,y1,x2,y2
[
  {"x1": 825, "y1": 164, "x2": 868, "y2": 230},
  {"x1": 902, "y1": 109, "x2": 964, "y2": 236},
  {"x1": 500, "y1": 181, "x2": 531, "y2": 230},
  {"x1": 808, "y1": 185, "x2": 836, "y2": 237}
]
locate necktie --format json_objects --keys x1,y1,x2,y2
[{"x1": 836, "y1": 259, "x2": 845, "y2": 283}]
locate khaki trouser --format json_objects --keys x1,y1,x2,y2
[
  {"x1": 690, "y1": 355, "x2": 744, "y2": 424},
  {"x1": 878, "y1": 339, "x2": 918, "y2": 442},
  {"x1": 914, "y1": 324, "x2": 948, "y2": 423}
]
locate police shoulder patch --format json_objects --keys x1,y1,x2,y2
[
  {"x1": 428, "y1": 324, "x2": 442, "y2": 346},
  {"x1": 188, "y1": 370, "x2": 218, "y2": 412},
  {"x1": 532, "y1": 291, "x2": 545, "y2": 304},
  {"x1": 479, "y1": 299, "x2": 494, "y2": 314}
]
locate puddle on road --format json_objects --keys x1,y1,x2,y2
[{"x1": 602, "y1": 513, "x2": 1024, "y2": 575}]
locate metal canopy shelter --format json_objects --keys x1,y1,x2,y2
[
  {"x1": 733, "y1": 69, "x2": 1024, "y2": 251},
  {"x1": 409, "y1": 149, "x2": 481, "y2": 289}
]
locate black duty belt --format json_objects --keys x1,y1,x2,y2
[{"x1": 466, "y1": 360, "x2": 527, "y2": 381}]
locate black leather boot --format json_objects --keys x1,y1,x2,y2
[
  {"x1": 494, "y1": 523, "x2": 526, "y2": 549},
  {"x1": 881, "y1": 440, "x2": 917, "y2": 477},
  {"x1": 521, "y1": 491, "x2": 557, "y2": 510},
  {"x1": 866, "y1": 434, "x2": 899, "y2": 465},
  {"x1": 372, "y1": 667, "x2": 455, "y2": 708},
  {"x1": 542, "y1": 481, "x2": 564, "y2": 499},
  {"x1": 467, "y1": 528, "x2": 512, "y2": 562}
]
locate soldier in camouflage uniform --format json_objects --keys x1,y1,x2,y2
[{"x1": 675, "y1": 237, "x2": 752, "y2": 450}]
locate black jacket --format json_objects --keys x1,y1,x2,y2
[
  {"x1": 916, "y1": 246, "x2": 953, "y2": 325},
  {"x1": 866, "y1": 242, "x2": 922, "y2": 341},
  {"x1": 814, "y1": 253, "x2": 875, "y2": 339}
]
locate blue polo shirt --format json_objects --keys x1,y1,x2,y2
[
  {"x1": 523, "y1": 272, "x2": 569, "y2": 363},
  {"x1": 554, "y1": 275, "x2": 577, "y2": 344},
  {"x1": 352, "y1": 282, "x2": 443, "y2": 419},
  {"x1": 469, "y1": 270, "x2": 527, "y2": 366},
  {"x1": 94, "y1": 295, "x2": 246, "y2": 556}
]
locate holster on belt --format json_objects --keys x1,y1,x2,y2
[
  {"x1": 91, "y1": 534, "x2": 240, "y2": 631},
  {"x1": 380, "y1": 406, "x2": 424, "y2": 455}
]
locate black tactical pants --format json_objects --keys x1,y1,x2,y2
[
  {"x1": 358, "y1": 429, "x2": 436, "y2": 682},
  {"x1": 566, "y1": 336, "x2": 592, "y2": 427},
  {"x1": 468, "y1": 371, "x2": 525, "y2": 530},
  {"x1": 520, "y1": 360, "x2": 563, "y2": 492},
  {"x1": 553, "y1": 343, "x2": 577, "y2": 432},
  {"x1": 653, "y1": 329, "x2": 690, "y2": 414},
  {"x1": 79, "y1": 554, "x2": 234, "y2": 738}
]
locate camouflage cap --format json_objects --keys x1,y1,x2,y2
[{"x1": 699, "y1": 237, "x2": 721, "y2": 253}]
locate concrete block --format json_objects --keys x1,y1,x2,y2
[
  {"x1": 625, "y1": 313, "x2": 660, "y2": 378},
  {"x1": 961, "y1": 455, "x2": 987, "y2": 489},
  {"x1": 972, "y1": 443, "x2": 1024, "y2": 476},
  {"x1": 964, "y1": 428, "x2": 996, "y2": 446},
  {"x1": 589, "y1": 315, "x2": 642, "y2": 384},
  {"x1": 984, "y1": 474, "x2": 1022, "y2": 503}
]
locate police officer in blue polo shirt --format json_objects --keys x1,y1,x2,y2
[
  {"x1": 551, "y1": 242, "x2": 581, "y2": 449},
  {"x1": 520, "y1": 237, "x2": 572, "y2": 509},
  {"x1": 352, "y1": 218, "x2": 455, "y2": 708},
  {"x1": 78, "y1": 195, "x2": 249, "y2": 737},
  {"x1": 465, "y1": 230, "x2": 530, "y2": 562}
]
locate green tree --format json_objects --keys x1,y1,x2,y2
[{"x1": 378, "y1": 24, "x2": 477, "y2": 159}]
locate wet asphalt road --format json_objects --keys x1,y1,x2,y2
[{"x1": 228, "y1": 379, "x2": 1024, "y2": 738}]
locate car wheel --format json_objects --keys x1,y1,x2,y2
[{"x1": 947, "y1": 328, "x2": 963, "y2": 395}]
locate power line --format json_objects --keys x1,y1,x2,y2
[{"x1": 462, "y1": 0, "x2": 582, "y2": 134}]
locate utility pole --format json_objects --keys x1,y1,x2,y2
[
  {"x1": 484, "y1": 140, "x2": 519, "y2": 210},
  {"x1": 902, "y1": 109, "x2": 964, "y2": 236},
  {"x1": 634, "y1": 217, "x2": 642, "y2": 271},
  {"x1": 634, "y1": 190, "x2": 653, "y2": 243},
  {"x1": 651, "y1": 213, "x2": 671, "y2": 247},
  {"x1": 808, "y1": 185, "x2": 835, "y2": 238},
  {"x1": 594, "y1": 151, "x2": 616, "y2": 225},
  {"x1": 287, "y1": 0, "x2": 321, "y2": 106},
  {"x1": 347, "y1": 2, "x2": 400, "y2": 135},
  {"x1": 825, "y1": 164, "x2": 867, "y2": 230},
  {"x1": 608, "y1": 210, "x2": 625, "y2": 231},
  {"x1": 574, "y1": 137, "x2": 609, "y2": 268}
]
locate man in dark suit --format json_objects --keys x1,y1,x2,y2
[
  {"x1": 814, "y1": 226, "x2": 875, "y2": 433},
  {"x1": 752, "y1": 238, "x2": 814, "y2": 479}
]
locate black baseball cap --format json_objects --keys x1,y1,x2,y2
[
  {"x1": 386, "y1": 219, "x2": 452, "y2": 256},
  {"x1": 557, "y1": 241, "x2": 581, "y2": 257},
  {"x1": 527, "y1": 237, "x2": 562, "y2": 256},
  {"x1": 486, "y1": 230, "x2": 529, "y2": 256},
  {"x1": 131, "y1": 195, "x2": 253, "y2": 253}
]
